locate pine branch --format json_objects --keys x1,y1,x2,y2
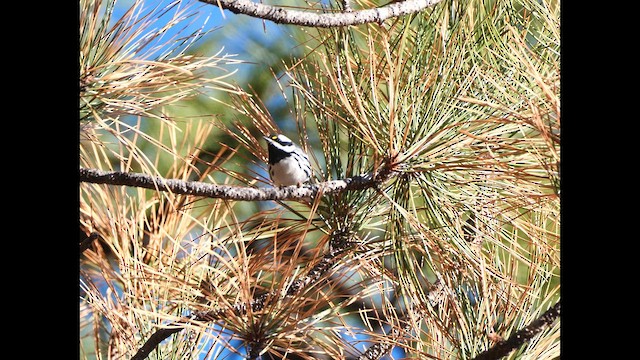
[
  {"x1": 471, "y1": 301, "x2": 561, "y2": 360},
  {"x1": 130, "y1": 229, "x2": 359, "y2": 360},
  {"x1": 201, "y1": 0, "x2": 443, "y2": 28},
  {"x1": 79, "y1": 167, "x2": 393, "y2": 201}
]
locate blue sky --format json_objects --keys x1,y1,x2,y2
[{"x1": 111, "y1": 0, "x2": 298, "y2": 78}]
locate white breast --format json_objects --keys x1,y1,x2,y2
[{"x1": 270, "y1": 156, "x2": 309, "y2": 186}]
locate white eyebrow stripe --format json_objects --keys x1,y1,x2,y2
[{"x1": 276, "y1": 134, "x2": 293, "y2": 145}]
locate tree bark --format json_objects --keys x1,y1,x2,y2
[
  {"x1": 471, "y1": 301, "x2": 561, "y2": 360},
  {"x1": 202, "y1": 0, "x2": 443, "y2": 27},
  {"x1": 79, "y1": 167, "x2": 391, "y2": 201}
]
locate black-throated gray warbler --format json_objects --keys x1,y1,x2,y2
[{"x1": 264, "y1": 134, "x2": 311, "y2": 187}]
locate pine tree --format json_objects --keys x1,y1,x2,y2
[{"x1": 80, "y1": 0, "x2": 560, "y2": 359}]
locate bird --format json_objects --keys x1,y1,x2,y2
[{"x1": 264, "y1": 134, "x2": 311, "y2": 187}]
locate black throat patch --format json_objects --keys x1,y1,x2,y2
[{"x1": 268, "y1": 144, "x2": 290, "y2": 164}]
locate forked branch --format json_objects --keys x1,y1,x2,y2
[{"x1": 202, "y1": 0, "x2": 444, "y2": 27}]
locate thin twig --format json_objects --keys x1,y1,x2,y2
[
  {"x1": 202, "y1": 0, "x2": 443, "y2": 28},
  {"x1": 130, "y1": 325, "x2": 185, "y2": 360},
  {"x1": 79, "y1": 167, "x2": 393, "y2": 201},
  {"x1": 471, "y1": 301, "x2": 561, "y2": 360},
  {"x1": 79, "y1": 232, "x2": 99, "y2": 254}
]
